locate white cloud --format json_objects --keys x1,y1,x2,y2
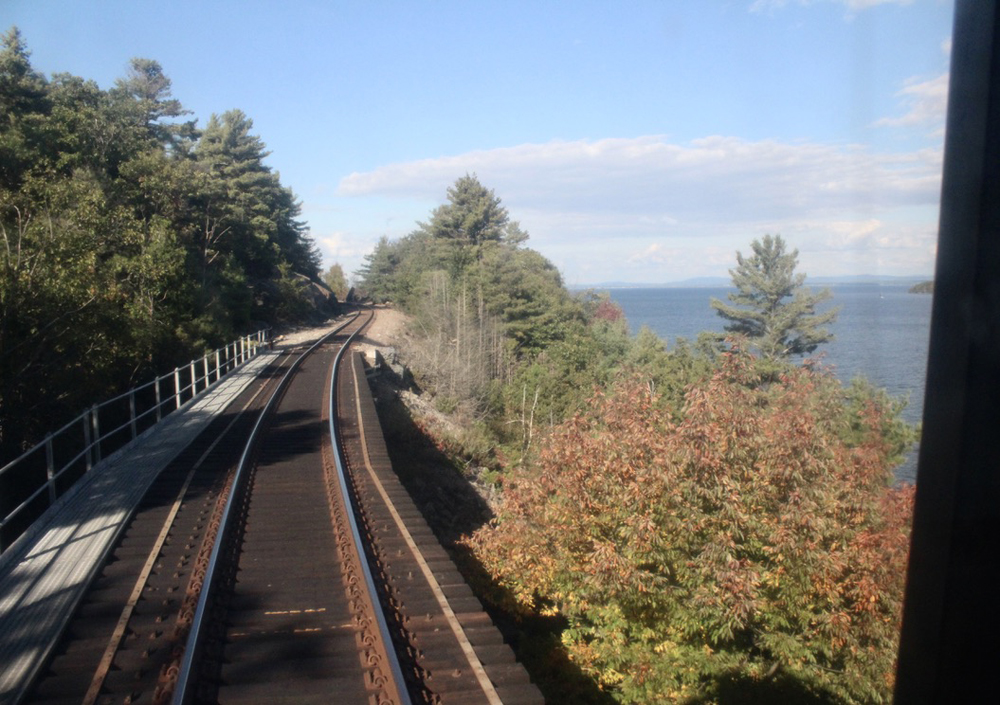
[
  {"x1": 627, "y1": 243, "x2": 683, "y2": 264},
  {"x1": 312, "y1": 230, "x2": 381, "y2": 281},
  {"x1": 875, "y1": 73, "x2": 949, "y2": 132},
  {"x1": 334, "y1": 134, "x2": 941, "y2": 282},
  {"x1": 316, "y1": 231, "x2": 370, "y2": 259},
  {"x1": 339, "y1": 135, "x2": 941, "y2": 223},
  {"x1": 842, "y1": 0, "x2": 913, "y2": 8}
]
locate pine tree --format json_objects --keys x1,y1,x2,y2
[
  {"x1": 425, "y1": 173, "x2": 509, "y2": 246},
  {"x1": 710, "y1": 234, "x2": 837, "y2": 358},
  {"x1": 112, "y1": 57, "x2": 192, "y2": 149},
  {"x1": 0, "y1": 27, "x2": 50, "y2": 190}
]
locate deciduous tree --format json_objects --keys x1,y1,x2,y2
[
  {"x1": 0, "y1": 27, "x2": 50, "y2": 190},
  {"x1": 469, "y1": 350, "x2": 914, "y2": 704},
  {"x1": 323, "y1": 262, "x2": 349, "y2": 301}
]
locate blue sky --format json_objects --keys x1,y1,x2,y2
[{"x1": 6, "y1": 0, "x2": 954, "y2": 284}]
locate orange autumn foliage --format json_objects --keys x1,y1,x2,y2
[{"x1": 468, "y1": 348, "x2": 914, "y2": 703}]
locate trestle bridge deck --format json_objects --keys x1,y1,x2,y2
[{"x1": 1, "y1": 309, "x2": 541, "y2": 704}]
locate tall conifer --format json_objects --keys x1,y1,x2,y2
[{"x1": 711, "y1": 234, "x2": 837, "y2": 358}]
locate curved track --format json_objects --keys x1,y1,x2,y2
[
  {"x1": 335, "y1": 350, "x2": 541, "y2": 704},
  {"x1": 22, "y1": 309, "x2": 541, "y2": 705}
]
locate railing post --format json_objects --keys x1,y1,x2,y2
[
  {"x1": 83, "y1": 414, "x2": 92, "y2": 472},
  {"x1": 0, "y1": 327, "x2": 287, "y2": 557},
  {"x1": 91, "y1": 405, "x2": 101, "y2": 463},
  {"x1": 129, "y1": 388, "x2": 137, "y2": 439},
  {"x1": 45, "y1": 433, "x2": 57, "y2": 505}
]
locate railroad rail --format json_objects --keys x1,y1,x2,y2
[{"x1": 20, "y1": 308, "x2": 541, "y2": 704}]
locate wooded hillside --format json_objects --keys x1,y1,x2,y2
[
  {"x1": 362, "y1": 176, "x2": 917, "y2": 704},
  {"x1": 0, "y1": 28, "x2": 325, "y2": 463}
]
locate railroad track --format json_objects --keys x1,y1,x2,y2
[{"x1": 22, "y1": 309, "x2": 542, "y2": 705}]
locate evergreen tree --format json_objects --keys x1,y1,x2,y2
[
  {"x1": 0, "y1": 27, "x2": 50, "y2": 190},
  {"x1": 710, "y1": 234, "x2": 837, "y2": 359},
  {"x1": 425, "y1": 173, "x2": 509, "y2": 246},
  {"x1": 191, "y1": 110, "x2": 318, "y2": 284},
  {"x1": 417, "y1": 173, "x2": 532, "y2": 277},
  {"x1": 111, "y1": 57, "x2": 193, "y2": 150},
  {"x1": 0, "y1": 29, "x2": 324, "y2": 463},
  {"x1": 356, "y1": 235, "x2": 404, "y2": 303}
]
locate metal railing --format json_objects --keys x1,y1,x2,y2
[{"x1": 0, "y1": 329, "x2": 269, "y2": 554}]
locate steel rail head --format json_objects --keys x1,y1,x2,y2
[
  {"x1": 326, "y1": 309, "x2": 414, "y2": 705},
  {"x1": 171, "y1": 314, "x2": 359, "y2": 705}
]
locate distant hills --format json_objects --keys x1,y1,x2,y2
[
  {"x1": 573, "y1": 274, "x2": 933, "y2": 290},
  {"x1": 809, "y1": 274, "x2": 933, "y2": 286}
]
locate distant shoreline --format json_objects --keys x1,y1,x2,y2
[{"x1": 572, "y1": 274, "x2": 933, "y2": 291}]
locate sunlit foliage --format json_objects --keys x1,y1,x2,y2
[
  {"x1": 469, "y1": 348, "x2": 914, "y2": 704},
  {"x1": 711, "y1": 234, "x2": 838, "y2": 359},
  {"x1": 0, "y1": 28, "x2": 322, "y2": 461},
  {"x1": 357, "y1": 175, "x2": 588, "y2": 416}
]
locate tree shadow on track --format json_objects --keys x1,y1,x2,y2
[{"x1": 369, "y1": 374, "x2": 617, "y2": 705}]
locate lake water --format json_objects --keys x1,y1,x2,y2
[{"x1": 606, "y1": 284, "x2": 933, "y2": 483}]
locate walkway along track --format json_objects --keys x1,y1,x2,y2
[
  {"x1": 23, "y1": 308, "x2": 541, "y2": 704},
  {"x1": 21, "y1": 315, "x2": 360, "y2": 705}
]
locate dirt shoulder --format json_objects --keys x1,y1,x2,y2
[
  {"x1": 359, "y1": 305, "x2": 496, "y2": 540},
  {"x1": 270, "y1": 304, "x2": 408, "y2": 350},
  {"x1": 269, "y1": 317, "x2": 349, "y2": 348},
  {"x1": 362, "y1": 304, "x2": 409, "y2": 348}
]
